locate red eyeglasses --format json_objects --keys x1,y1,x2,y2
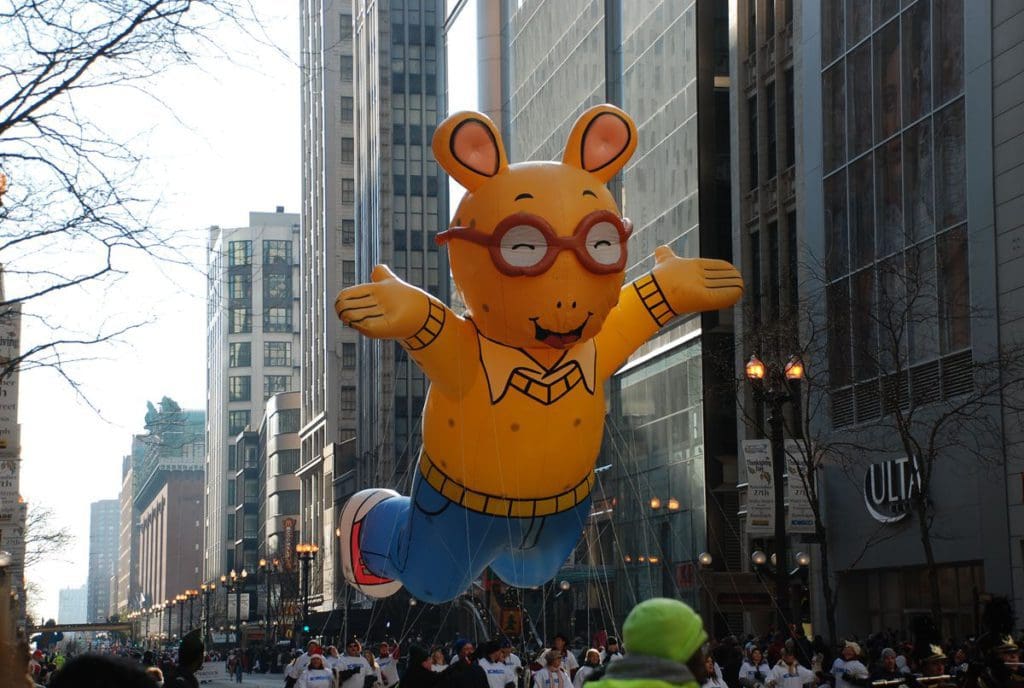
[{"x1": 435, "y1": 210, "x2": 633, "y2": 276}]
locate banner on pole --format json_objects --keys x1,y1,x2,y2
[{"x1": 742, "y1": 440, "x2": 774, "y2": 534}]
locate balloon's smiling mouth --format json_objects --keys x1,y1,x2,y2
[{"x1": 530, "y1": 313, "x2": 592, "y2": 349}]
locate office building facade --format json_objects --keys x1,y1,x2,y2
[
  {"x1": 299, "y1": 0, "x2": 360, "y2": 612},
  {"x1": 444, "y1": 0, "x2": 736, "y2": 633},
  {"x1": 299, "y1": 0, "x2": 448, "y2": 613},
  {"x1": 205, "y1": 209, "x2": 301, "y2": 581},
  {"x1": 87, "y1": 499, "x2": 119, "y2": 623},
  {"x1": 729, "y1": 0, "x2": 1024, "y2": 636}
]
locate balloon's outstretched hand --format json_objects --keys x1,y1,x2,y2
[
  {"x1": 650, "y1": 245, "x2": 744, "y2": 313},
  {"x1": 335, "y1": 264, "x2": 428, "y2": 339}
]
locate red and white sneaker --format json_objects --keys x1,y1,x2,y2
[{"x1": 338, "y1": 488, "x2": 403, "y2": 598}]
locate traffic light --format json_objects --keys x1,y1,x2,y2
[{"x1": 302, "y1": 624, "x2": 310, "y2": 633}]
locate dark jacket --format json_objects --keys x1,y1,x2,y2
[{"x1": 402, "y1": 663, "x2": 446, "y2": 688}]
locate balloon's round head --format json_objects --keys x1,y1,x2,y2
[{"x1": 433, "y1": 106, "x2": 638, "y2": 349}]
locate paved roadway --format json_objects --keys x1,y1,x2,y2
[{"x1": 199, "y1": 670, "x2": 286, "y2": 687}]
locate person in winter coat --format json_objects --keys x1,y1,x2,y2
[
  {"x1": 739, "y1": 648, "x2": 771, "y2": 688},
  {"x1": 830, "y1": 642, "x2": 869, "y2": 688},
  {"x1": 767, "y1": 646, "x2": 816, "y2": 688},
  {"x1": 586, "y1": 598, "x2": 708, "y2": 688},
  {"x1": 574, "y1": 650, "x2": 603, "y2": 688},
  {"x1": 533, "y1": 650, "x2": 573, "y2": 688},
  {"x1": 702, "y1": 655, "x2": 728, "y2": 688},
  {"x1": 401, "y1": 646, "x2": 446, "y2": 688},
  {"x1": 299, "y1": 655, "x2": 337, "y2": 688}
]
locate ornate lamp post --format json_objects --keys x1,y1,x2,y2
[
  {"x1": 296, "y1": 543, "x2": 319, "y2": 643},
  {"x1": 176, "y1": 593, "x2": 187, "y2": 638},
  {"x1": 164, "y1": 600, "x2": 172, "y2": 642},
  {"x1": 186, "y1": 589, "x2": 199, "y2": 631},
  {"x1": 200, "y1": 583, "x2": 214, "y2": 642},
  {"x1": 745, "y1": 353, "x2": 804, "y2": 632},
  {"x1": 227, "y1": 569, "x2": 248, "y2": 646},
  {"x1": 258, "y1": 558, "x2": 280, "y2": 643}
]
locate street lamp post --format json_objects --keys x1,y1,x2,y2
[
  {"x1": 176, "y1": 593, "x2": 187, "y2": 638},
  {"x1": 186, "y1": 589, "x2": 198, "y2": 631},
  {"x1": 296, "y1": 543, "x2": 319, "y2": 643},
  {"x1": 227, "y1": 569, "x2": 248, "y2": 646},
  {"x1": 165, "y1": 600, "x2": 172, "y2": 642},
  {"x1": 745, "y1": 354, "x2": 804, "y2": 632},
  {"x1": 201, "y1": 584, "x2": 213, "y2": 642},
  {"x1": 259, "y1": 558, "x2": 280, "y2": 643}
]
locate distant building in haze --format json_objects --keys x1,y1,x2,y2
[
  {"x1": 87, "y1": 499, "x2": 119, "y2": 623},
  {"x1": 57, "y1": 585, "x2": 87, "y2": 625}
]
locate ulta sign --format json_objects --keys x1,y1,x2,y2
[{"x1": 863, "y1": 455, "x2": 922, "y2": 523}]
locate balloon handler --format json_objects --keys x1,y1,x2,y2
[{"x1": 335, "y1": 104, "x2": 744, "y2": 603}]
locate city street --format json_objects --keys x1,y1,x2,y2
[{"x1": 199, "y1": 671, "x2": 284, "y2": 687}]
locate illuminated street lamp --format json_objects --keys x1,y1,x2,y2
[
  {"x1": 746, "y1": 353, "x2": 805, "y2": 631},
  {"x1": 296, "y1": 543, "x2": 319, "y2": 643}
]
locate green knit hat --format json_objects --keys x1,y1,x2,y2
[{"x1": 622, "y1": 598, "x2": 707, "y2": 664}]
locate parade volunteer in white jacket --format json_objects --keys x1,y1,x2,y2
[
  {"x1": 769, "y1": 648, "x2": 816, "y2": 688},
  {"x1": 533, "y1": 650, "x2": 572, "y2": 688},
  {"x1": 831, "y1": 642, "x2": 870, "y2": 688},
  {"x1": 298, "y1": 655, "x2": 336, "y2": 688}
]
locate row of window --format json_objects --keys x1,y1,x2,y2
[
  {"x1": 229, "y1": 307, "x2": 293, "y2": 334},
  {"x1": 227, "y1": 240, "x2": 292, "y2": 267},
  {"x1": 229, "y1": 341, "x2": 292, "y2": 367},
  {"x1": 227, "y1": 375, "x2": 293, "y2": 405},
  {"x1": 393, "y1": 174, "x2": 439, "y2": 197},
  {"x1": 227, "y1": 272, "x2": 293, "y2": 303},
  {"x1": 392, "y1": 71, "x2": 438, "y2": 96},
  {"x1": 391, "y1": 124, "x2": 436, "y2": 146},
  {"x1": 747, "y1": 68, "x2": 795, "y2": 189}
]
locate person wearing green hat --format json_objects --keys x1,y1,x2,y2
[{"x1": 585, "y1": 598, "x2": 708, "y2": 688}]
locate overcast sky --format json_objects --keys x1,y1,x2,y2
[{"x1": 18, "y1": 4, "x2": 301, "y2": 622}]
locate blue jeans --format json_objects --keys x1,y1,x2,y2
[{"x1": 360, "y1": 472, "x2": 591, "y2": 603}]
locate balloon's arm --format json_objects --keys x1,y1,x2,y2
[
  {"x1": 335, "y1": 264, "x2": 476, "y2": 396},
  {"x1": 596, "y1": 246, "x2": 743, "y2": 378}
]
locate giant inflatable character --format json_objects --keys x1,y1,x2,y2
[{"x1": 335, "y1": 105, "x2": 743, "y2": 603}]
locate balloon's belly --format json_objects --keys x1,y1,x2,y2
[{"x1": 421, "y1": 387, "x2": 605, "y2": 500}]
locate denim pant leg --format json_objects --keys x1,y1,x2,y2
[
  {"x1": 359, "y1": 473, "x2": 508, "y2": 603},
  {"x1": 488, "y1": 495, "x2": 592, "y2": 588}
]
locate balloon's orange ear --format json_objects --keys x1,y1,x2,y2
[
  {"x1": 432, "y1": 111, "x2": 508, "y2": 192},
  {"x1": 562, "y1": 104, "x2": 637, "y2": 183}
]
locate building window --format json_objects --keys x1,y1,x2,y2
[
  {"x1": 271, "y1": 490, "x2": 300, "y2": 516},
  {"x1": 341, "y1": 137, "x2": 354, "y2": 163},
  {"x1": 264, "y1": 273, "x2": 292, "y2": 301},
  {"x1": 784, "y1": 68, "x2": 795, "y2": 168},
  {"x1": 393, "y1": 174, "x2": 406, "y2": 196},
  {"x1": 340, "y1": 55, "x2": 352, "y2": 81},
  {"x1": 768, "y1": 221, "x2": 780, "y2": 319},
  {"x1": 263, "y1": 240, "x2": 291, "y2": 265},
  {"x1": 342, "y1": 178, "x2": 354, "y2": 204},
  {"x1": 341, "y1": 385, "x2": 356, "y2": 413},
  {"x1": 750, "y1": 229, "x2": 762, "y2": 325},
  {"x1": 340, "y1": 95, "x2": 353, "y2": 122},
  {"x1": 274, "y1": 449, "x2": 299, "y2": 475},
  {"x1": 229, "y1": 376, "x2": 251, "y2": 402},
  {"x1": 748, "y1": 95, "x2": 758, "y2": 189},
  {"x1": 228, "y1": 240, "x2": 252, "y2": 267},
  {"x1": 264, "y1": 341, "x2": 291, "y2": 367},
  {"x1": 264, "y1": 375, "x2": 291, "y2": 400},
  {"x1": 264, "y1": 307, "x2": 292, "y2": 332},
  {"x1": 766, "y1": 82, "x2": 777, "y2": 179},
  {"x1": 228, "y1": 273, "x2": 251, "y2": 302},
  {"x1": 229, "y1": 342, "x2": 251, "y2": 367},
  {"x1": 342, "y1": 260, "x2": 356, "y2": 287},
  {"x1": 393, "y1": 124, "x2": 405, "y2": 145},
  {"x1": 276, "y1": 409, "x2": 300, "y2": 434},
  {"x1": 747, "y1": 0, "x2": 756, "y2": 55},
  {"x1": 229, "y1": 308, "x2": 252, "y2": 334},
  {"x1": 342, "y1": 220, "x2": 355, "y2": 245},
  {"x1": 228, "y1": 410, "x2": 250, "y2": 436},
  {"x1": 342, "y1": 342, "x2": 356, "y2": 369},
  {"x1": 340, "y1": 12, "x2": 351, "y2": 40}
]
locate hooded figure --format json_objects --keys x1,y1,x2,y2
[{"x1": 587, "y1": 598, "x2": 707, "y2": 688}]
